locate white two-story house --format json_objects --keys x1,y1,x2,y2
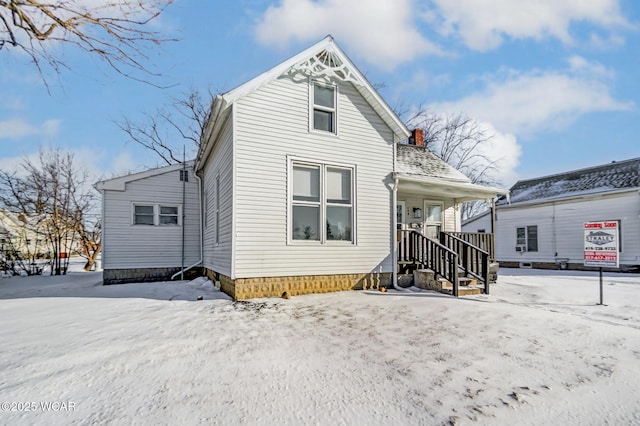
[{"x1": 97, "y1": 36, "x2": 505, "y2": 299}]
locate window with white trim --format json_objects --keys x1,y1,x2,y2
[
  {"x1": 159, "y1": 206, "x2": 179, "y2": 225},
  {"x1": 134, "y1": 204, "x2": 155, "y2": 225},
  {"x1": 132, "y1": 204, "x2": 181, "y2": 226},
  {"x1": 203, "y1": 191, "x2": 208, "y2": 228},
  {"x1": 291, "y1": 161, "x2": 354, "y2": 243},
  {"x1": 423, "y1": 201, "x2": 443, "y2": 240},
  {"x1": 312, "y1": 81, "x2": 336, "y2": 133},
  {"x1": 215, "y1": 175, "x2": 220, "y2": 244},
  {"x1": 516, "y1": 225, "x2": 537, "y2": 251}
]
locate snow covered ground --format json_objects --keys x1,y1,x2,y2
[{"x1": 1, "y1": 264, "x2": 639, "y2": 425}]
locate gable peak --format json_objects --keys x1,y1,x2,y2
[{"x1": 290, "y1": 40, "x2": 362, "y2": 85}]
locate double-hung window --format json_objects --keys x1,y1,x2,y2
[
  {"x1": 133, "y1": 204, "x2": 181, "y2": 226},
  {"x1": 312, "y1": 82, "x2": 336, "y2": 133},
  {"x1": 291, "y1": 161, "x2": 354, "y2": 243},
  {"x1": 516, "y1": 225, "x2": 538, "y2": 252},
  {"x1": 134, "y1": 205, "x2": 155, "y2": 225},
  {"x1": 159, "y1": 206, "x2": 179, "y2": 225}
]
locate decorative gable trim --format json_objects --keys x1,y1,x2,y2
[
  {"x1": 196, "y1": 35, "x2": 410, "y2": 171},
  {"x1": 291, "y1": 47, "x2": 362, "y2": 86}
]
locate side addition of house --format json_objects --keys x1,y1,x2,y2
[{"x1": 95, "y1": 162, "x2": 202, "y2": 283}]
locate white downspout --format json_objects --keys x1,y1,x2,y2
[
  {"x1": 392, "y1": 176, "x2": 402, "y2": 291},
  {"x1": 171, "y1": 170, "x2": 203, "y2": 280}
]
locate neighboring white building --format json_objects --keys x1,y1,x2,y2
[
  {"x1": 461, "y1": 210, "x2": 492, "y2": 234},
  {"x1": 489, "y1": 157, "x2": 640, "y2": 271},
  {"x1": 0, "y1": 209, "x2": 48, "y2": 267},
  {"x1": 98, "y1": 36, "x2": 505, "y2": 298}
]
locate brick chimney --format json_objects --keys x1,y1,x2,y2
[{"x1": 409, "y1": 128, "x2": 424, "y2": 147}]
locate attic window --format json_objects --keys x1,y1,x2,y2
[
  {"x1": 180, "y1": 170, "x2": 188, "y2": 182},
  {"x1": 312, "y1": 82, "x2": 336, "y2": 133}
]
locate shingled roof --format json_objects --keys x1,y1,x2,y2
[
  {"x1": 497, "y1": 157, "x2": 640, "y2": 205},
  {"x1": 395, "y1": 143, "x2": 472, "y2": 183}
]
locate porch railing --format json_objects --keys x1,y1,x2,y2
[
  {"x1": 398, "y1": 229, "x2": 459, "y2": 297},
  {"x1": 440, "y1": 232, "x2": 490, "y2": 294},
  {"x1": 446, "y1": 232, "x2": 495, "y2": 261}
]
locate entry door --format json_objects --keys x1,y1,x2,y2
[{"x1": 423, "y1": 201, "x2": 443, "y2": 239}]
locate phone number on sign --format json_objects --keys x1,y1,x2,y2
[{"x1": 1, "y1": 401, "x2": 76, "y2": 412}]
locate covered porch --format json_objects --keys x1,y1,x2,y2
[{"x1": 392, "y1": 171, "x2": 504, "y2": 297}]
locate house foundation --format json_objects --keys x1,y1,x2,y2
[
  {"x1": 205, "y1": 269, "x2": 392, "y2": 300},
  {"x1": 103, "y1": 267, "x2": 182, "y2": 284}
]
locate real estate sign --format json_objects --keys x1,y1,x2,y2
[{"x1": 584, "y1": 221, "x2": 619, "y2": 267}]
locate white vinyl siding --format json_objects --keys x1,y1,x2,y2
[
  {"x1": 495, "y1": 191, "x2": 640, "y2": 265},
  {"x1": 202, "y1": 116, "x2": 234, "y2": 277},
  {"x1": 232, "y1": 75, "x2": 394, "y2": 278},
  {"x1": 462, "y1": 212, "x2": 492, "y2": 234},
  {"x1": 101, "y1": 167, "x2": 200, "y2": 269},
  {"x1": 215, "y1": 174, "x2": 221, "y2": 244}
]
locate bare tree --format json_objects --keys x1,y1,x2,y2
[
  {"x1": 406, "y1": 110, "x2": 500, "y2": 219},
  {"x1": 0, "y1": 0, "x2": 174, "y2": 84},
  {"x1": 117, "y1": 88, "x2": 214, "y2": 165},
  {"x1": 0, "y1": 149, "x2": 99, "y2": 274},
  {"x1": 77, "y1": 217, "x2": 101, "y2": 271}
]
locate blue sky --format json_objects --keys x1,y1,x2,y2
[{"x1": 1, "y1": 0, "x2": 639, "y2": 187}]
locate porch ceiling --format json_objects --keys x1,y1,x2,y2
[{"x1": 395, "y1": 173, "x2": 508, "y2": 203}]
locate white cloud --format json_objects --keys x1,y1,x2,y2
[
  {"x1": 408, "y1": 111, "x2": 521, "y2": 185},
  {"x1": 588, "y1": 33, "x2": 625, "y2": 50},
  {"x1": 1, "y1": 97, "x2": 26, "y2": 111},
  {"x1": 430, "y1": 60, "x2": 632, "y2": 137},
  {"x1": 472, "y1": 121, "x2": 521, "y2": 186},
  {"x1": 254, "y1": 0, "x2": 443, "y2": 70},
  {"x1": 568, "y1": 55, "x2": 614, "y2": 79},
  {"x1": 429, "y1": 0, "x2": 630, "y2": 51},
  {"x1": 0, "y1": 118, "x2": 61, "y2": 140},
  {"x1": 111, "y1": 150, "x2": 138, "y2": 176}
]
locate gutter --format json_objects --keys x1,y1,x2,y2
[
  {"x1": 497, "y1": 187, "x2": 638, "y2": 210},
  {"x1": 394, "y1": 172, "x2": 508, "y2": 198}
]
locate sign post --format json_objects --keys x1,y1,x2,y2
[{"x1": 584, "y1": 221, "x2": 619, "y2": 305}]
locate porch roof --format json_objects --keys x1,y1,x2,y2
[
  {"x1": 394, "y1": 173, "x2": 506, "y2": 202},
  {"x1": 394, "y1": 144, "x2": 507, "y2": 202}
]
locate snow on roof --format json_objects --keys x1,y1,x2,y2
[
  {"x1": 498, "y1": 157, "x2": 640, "y2": 205},
  {"x1": 395, "y1": 144, "x2": 473, "y2": 183}
]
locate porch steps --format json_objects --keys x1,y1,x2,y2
[
  {"x1": 413, "y1": 269, "x2": 482, "y2": 297},
  {"x1": 439, "y1": 278, "x2": 482, "y2": 296}
]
